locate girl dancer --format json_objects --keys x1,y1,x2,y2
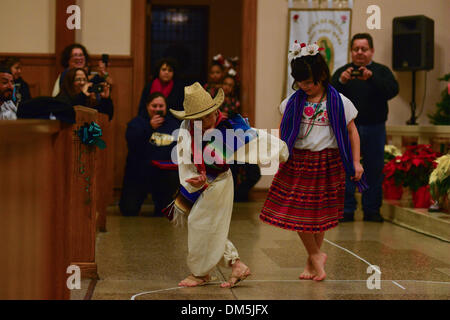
[{"x1": 260, "y1": 42, "x2": 367, "y2": 281}]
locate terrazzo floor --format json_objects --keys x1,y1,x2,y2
[{"x1": 88, "y1": 201, "x2": 450, "y2": 300}]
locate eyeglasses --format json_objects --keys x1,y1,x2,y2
[
  {"x1": 74, "y1": 77, "x2": 87, "y2": 83},
  {"x1": 71, "y1": 54, "x2": 85, "y2": 58},
  {"x1": 351, "y1": 47, "x2": 370, "y2": 53}
]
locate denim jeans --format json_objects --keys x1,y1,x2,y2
[{"x1": 344, "y1": 123, "x2": 386, "y2": 215}]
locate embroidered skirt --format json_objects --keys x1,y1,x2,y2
[{"x1": 260, "y1": 148, "x2": 345, "y2": 233}]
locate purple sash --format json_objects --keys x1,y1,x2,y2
[{"x1": 279, "y1": 85, "x2": 368, "y2": 192}]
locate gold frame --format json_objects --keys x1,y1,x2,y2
[{"x1": 282, "y1": 8, "x2": 353, "y2": 101}]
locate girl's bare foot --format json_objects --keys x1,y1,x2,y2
[
  {"x1": 299, "y1": 258, "x2": 316, "y2": 280},
  {"x1": 221, "y1": 260, "x2": 251, "y2": 288},
  {"x1": 310, "y1": 252, "x2": 327, "y2": 281}
]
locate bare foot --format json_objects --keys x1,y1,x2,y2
[
  {"x1": 299, "y1": 258, "x2": 316, "y2": 280},
  {"x1": 178, "y1": 274, "x2": 210, "y2": 287},
  {"x1": 221, "y1": 260, "x2": 251, "y2": 288},
  {"x1": 310, "y1": 252, "x2": 327, "y2": 281}
]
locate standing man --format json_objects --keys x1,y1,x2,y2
[
  {"x1": 0, "y1": 66, "x2": 17, "y2": 120},
  {"x1": 331, "y1": 33, "x2": 399, "y2": 222}
]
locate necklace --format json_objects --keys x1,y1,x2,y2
[{"x1": 299, "y1": 90, "x2": 326, "y2": 139}]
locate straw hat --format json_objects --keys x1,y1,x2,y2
[{"x1": 170, "y1": 82, "x2": 224, "y2": 120}]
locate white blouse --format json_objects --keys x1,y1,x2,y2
[{"x1": 279, "y1": 92, "x2": 358, "y2": 151}]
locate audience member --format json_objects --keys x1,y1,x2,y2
[
  {"x1": 55, "y1": 67, "x2": 113, "y2": 120},
  {"x1": 221, "y1": 74, "x2": 261, "y2": 202},
  {"x1": 0, "y1": 66, "x2": 17, "y2": 120},
  {"x1": 137, "y1": 58, "x2": 184, "y2": 117},
  {"x1": 331, "y1": 33, "x2": 399, "y2": 222},
  {"x1": 2, "y1": 57, "x2": 31, "y2": 107},
  {"x1": 204, "y1": 60, "x2": 224, "y2": 98},
  {"x1": 120, "y1": 92, "x2": 179, "y2": 217},
  {"x1": 52, "y1": 43, "x2": 112, "y2": 97},
  {"x1": 221, "y1": 75, "x2": 241, "y2": 119}
]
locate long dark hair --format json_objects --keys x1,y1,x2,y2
[
  {"x1": 60, "y1": 68, "x2": 88, "y2": 98},
  {"x1": 291, "y1": 53, "x2": 330, "y2": 90}
]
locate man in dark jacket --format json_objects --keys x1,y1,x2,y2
[{"x1": 331, "y1": 33, "x2": 399, "y2": 222}]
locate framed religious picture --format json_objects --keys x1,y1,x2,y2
[{"x1": 285, "y1": 9, "x2": 352, "y2": 98}]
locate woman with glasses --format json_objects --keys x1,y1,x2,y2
[
  {"x1": 52, "y1": 43, "x2": 112, "y2": 97},
  {"x1": 55, "y1": 67, "x2": 113, "y2": 120}
]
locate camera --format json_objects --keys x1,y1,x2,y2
[
  {"x1": 88, "y1": 83, "x2": 104, "y2": 94},
  {"x1": 351, "y1": 69, "x2": 362, "y2": 77}
]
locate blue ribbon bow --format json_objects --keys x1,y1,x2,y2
[{"x1": 76, "y1": 121, "x2": 106, "y2": 149}]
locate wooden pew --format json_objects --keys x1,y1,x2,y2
[
  {"x1": 0, "y1": 119, "x2": 71, "y2": 299},
  {"x1": 0, "y1": 106, "x2": 105, "y2": 299},
  {"x1": 95, "y1": 113, "x2": 114, "y2": 232},
  {"x1": 69, "y1": 106, "x2": 99, "y2": 280}
]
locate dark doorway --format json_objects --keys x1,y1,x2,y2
[{"x1": 147, "y1": 5, "x2": 209, "y2": 86}]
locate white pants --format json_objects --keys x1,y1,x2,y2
[{"x1": 187, "y1": 170, "x2": 240, "y2": 276}]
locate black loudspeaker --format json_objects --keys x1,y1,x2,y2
[{"x1": 393, "y1": 15, "x2": 434, "y2": 71}]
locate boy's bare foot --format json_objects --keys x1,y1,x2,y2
[
  {"x1": 299, "y1": 258, "x2": 316, "y2": 280},
  {"x1": 221, "y1": 260, "x2": 251, "y2": 288},
  {"x1": 310, "y1": 252, "x2": 327, "y2": 281}
]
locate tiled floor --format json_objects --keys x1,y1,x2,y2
[{"x1": 90, "y1": 201, "x2": 450, "y2": 300}]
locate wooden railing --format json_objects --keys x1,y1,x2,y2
[
  {"x1": 0, "y1": 106, "x2": 114, "y2": 299},
  {"x1": 387, "y1": 125, "x2": 450, "y2": 154}
]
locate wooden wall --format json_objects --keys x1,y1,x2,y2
[
  {"x1": 0, "y1": 0, "x2": 257, "y2": 202},
  {"x1": 0, "y1": 120, "x2": 70, "y2": 299},
  {"x1": 0, "y1": 53, "x2": 134, "y2": 194}
]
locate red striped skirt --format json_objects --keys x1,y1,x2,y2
[{"x1": 260, "y1": 148, "x2": 345, "y2": 233}]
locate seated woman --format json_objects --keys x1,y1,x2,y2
[
  {"x1": 137, "y1": 58, "x2": 184, "y2": 117},
  {"x1": 55, "y1": 67, "x2": 113, "y2": 120},
  {"x1": 120, "y1": 92, "x2": 179, "y2": 217}
]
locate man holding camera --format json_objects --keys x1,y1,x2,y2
[{"x1": 331, "y1": 33, "x2": 399, "y2": 223}]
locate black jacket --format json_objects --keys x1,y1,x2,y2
[
  {"x1": 123, "y1": 113, "x2": 179, "y2": 184},
  {"x1": 13, "y1": 77, "x2": 31, "y2": 107},
  {"x1": 331, "y1": 61, "x2": 399, "y2": 125},
  {"x1": 56, "y1": 91, "x2": 114, "y2": 121}
]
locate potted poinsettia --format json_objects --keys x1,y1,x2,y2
[
  {"x1": 382, "y1": 145, "x2": 403, "y2": 200},
  {"x1": 429, "y1": 154, "x2": 450, "y2": 213},
  {"x1": 383, "y1": 145, "x2": 439, "y2": 207}
]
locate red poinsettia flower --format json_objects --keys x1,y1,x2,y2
[
  {"x1": 293, "y1": 14, "x2": 299, "y2": 22},
  {"x1": 412, "y1": 158, "x2": 424, "y2": 167},
  {"x1": 383, "y1": 144, "x2": 440, "y2": 192}
]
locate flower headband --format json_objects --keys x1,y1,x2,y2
[{"x1": 288, "y1": 41, "x2": 324, "y2": 63}]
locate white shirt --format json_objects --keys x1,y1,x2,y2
[
  {"x1": 0, "y1": 100, "x2": 18, "y2": 120},
  {"x1": 279, "y1": 92, "x2": 358, "y2": 151}
]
